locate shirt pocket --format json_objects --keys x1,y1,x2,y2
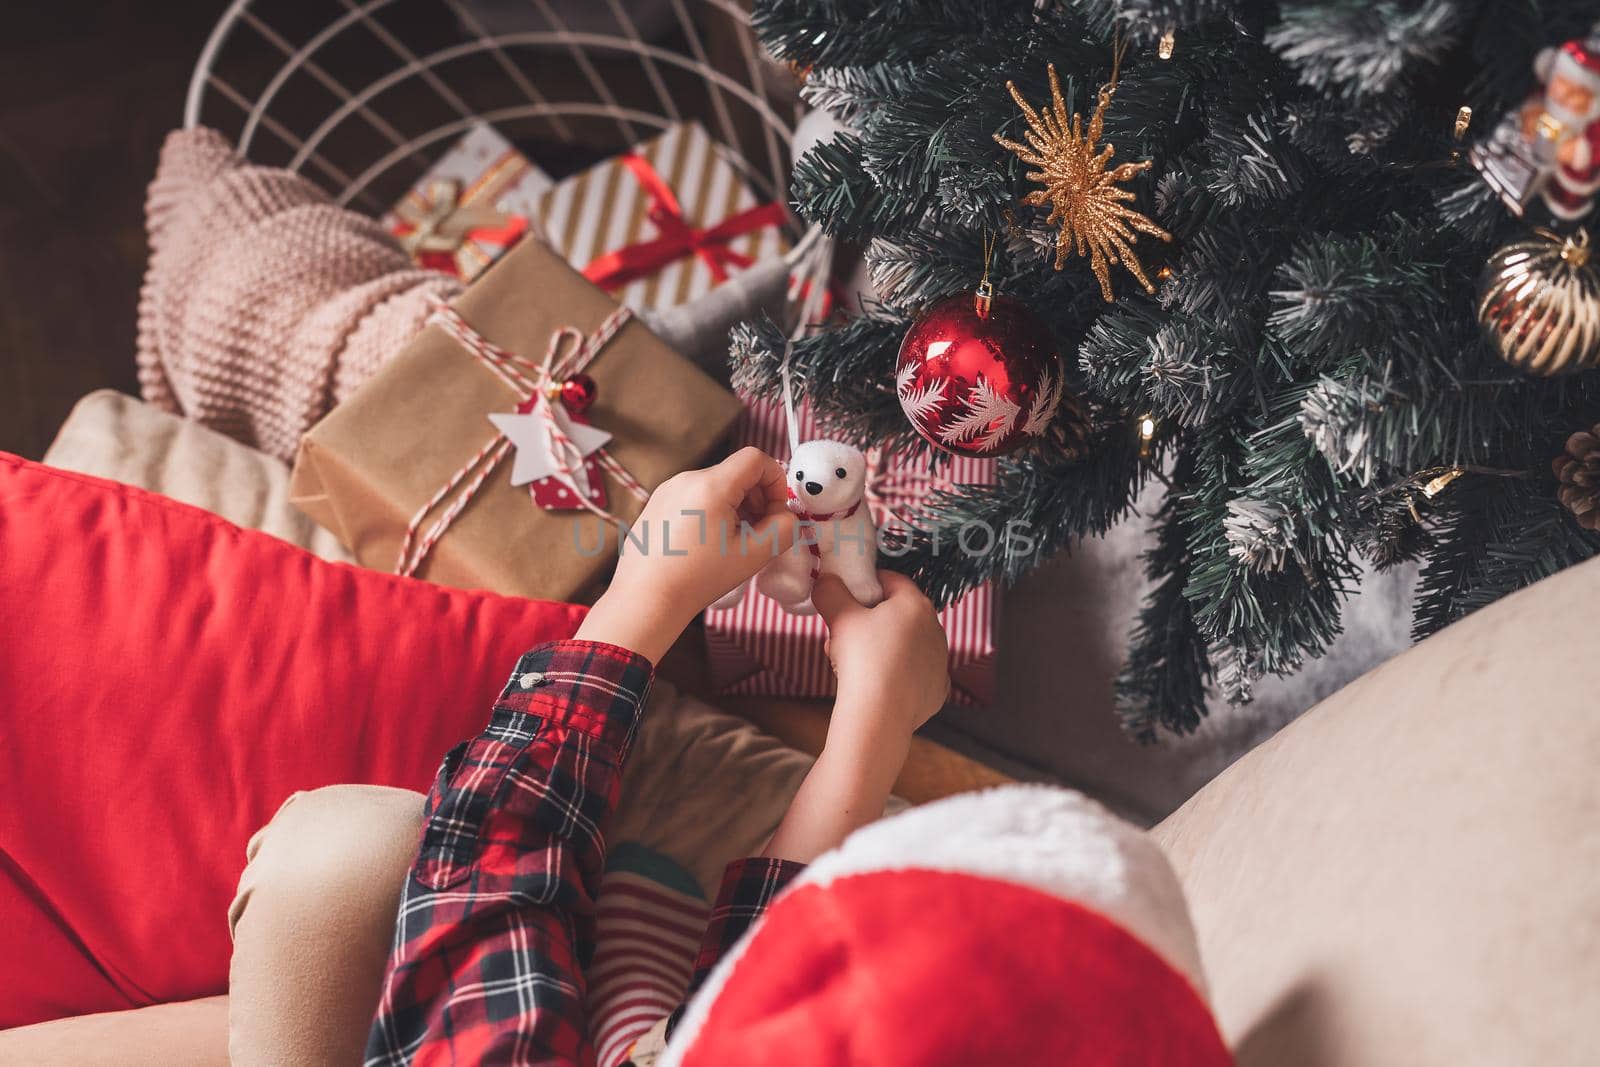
[{"x1": 414, "y1": 709, "x2": 541, "y2": 890}]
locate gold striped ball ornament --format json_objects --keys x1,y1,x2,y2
[{"x1": 1477, "y1": 228, "x2": 1600, "y2": 375}]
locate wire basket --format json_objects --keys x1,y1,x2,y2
[{"x1": 183, "y1": 0, "x2": 806, "y2": 234}]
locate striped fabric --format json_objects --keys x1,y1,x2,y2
[
  {"x1": 588, "y1": 867, "x2": 710, "y2": 1067},
  {"x1": 536, "y1": 122, "x2": 788, "y2": 312},
  {"x1": 705, "y1": 402, "x2": 999, "y2": 704}
]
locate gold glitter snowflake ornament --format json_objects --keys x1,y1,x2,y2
[{"x1": 994, "y1": 63, "x2": 1171, "y2": 302}]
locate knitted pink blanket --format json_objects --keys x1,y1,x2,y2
[{"x1": 136, "y1": 128, "x2": 462, "y2": 461}]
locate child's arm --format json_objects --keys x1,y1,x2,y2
[
  {"x1": 763, "y1": 570, "x2": 951, "y2": 863},
  {"x1": 365, "y1": 448, "x2": 793, "y2": 1067},
  {"x1": 669, "y1": 570, "x2": 950, "y2": 1032}
]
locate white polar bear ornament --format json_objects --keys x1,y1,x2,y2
[{"x1": 713, "y1": 440, "x2": 885, "y2": 616}]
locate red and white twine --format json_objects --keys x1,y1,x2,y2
[{"x1": 395, "y1": 302, "x2": 648, "y2": 578}]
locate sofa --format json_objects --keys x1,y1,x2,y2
[{"x1": 3, "y1": 391, "x2": 1597, "y2": 1065}]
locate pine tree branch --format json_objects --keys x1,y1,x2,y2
[
  {"x1": 1267, "y1": 0, "x2": 1464, "y2": 98},
  {"x1": 1414, "y1": 474, "x2": 1600, "y2": 637},
  {"x1": 1115, "y1": 453, "x2": 1214, "y2": 741}
]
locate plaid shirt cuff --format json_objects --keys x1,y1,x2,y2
[
  {"x1": 655, "y1": 857, "x2": 805, "y2": 1051},
  {"x1": 683, "y1": 857, "x2": 806, "y2": 1001},
  {"x1": 493, "y1": 640, "x2": 654, "y2": 762}
]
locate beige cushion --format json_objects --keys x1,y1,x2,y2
[
  {"x1": 43, "y1": 390, "x2": 355, "y2": 563},
  {"x1": 0, "y1": 997, "x2": 229, "y2": 1067},
  {"x1": 1153, "y1": 555, "x2": 1600, "y2": 1066}
]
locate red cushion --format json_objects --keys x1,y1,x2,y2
[{"x1": 0, "y1": 453, "x2": 587, "y2": 1027}]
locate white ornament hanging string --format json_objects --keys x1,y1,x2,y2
[{"x1": 778, "y1": 234, "x2": 835, "y2": 458}]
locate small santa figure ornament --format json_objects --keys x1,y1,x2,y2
[
  {"x1": 713, "y1": 439, "x2": 884, "y2": 615},
  {"x1": 1472, "y1": 24, "x2": 1600, "y2": 222}
]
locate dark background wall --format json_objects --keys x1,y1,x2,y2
[{"x1": 0, "y1": 1, "x2": 222, "y2": 459}]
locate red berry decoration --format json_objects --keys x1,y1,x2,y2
[
  {"x1": 558, "y1": 372, "x2": 598, "y2": 416},
  {"x1": 896, "y1": 291, "x2": 1066, "y2": 456}
]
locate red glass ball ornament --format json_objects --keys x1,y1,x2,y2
[
  {"x1": 559, "y1": 373, "x2": 598, "y2": 416},
  {"x1": 895, "y1": 291, "x2": 1066, "y2": 456}
]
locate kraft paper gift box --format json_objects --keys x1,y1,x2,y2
[
  {"x1": 704, "y1": 401, "x2": 999, "y2": 705},
  {"x1": 536, "y1": 120, "x2": 790, "y2": 312},
  {"x1": 289, "y1": 235, "x2": 742, "y2": 603},
  {"x1": 385, "y1": 122, "x2": 554, "y2": 281}
]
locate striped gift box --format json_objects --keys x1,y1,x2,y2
[
  {"x1": 536, "y1": 121, "x2": 789, "y2": 312},
  {"x1": 705, "y1": 401, "x2": 998, "y2": 705}
]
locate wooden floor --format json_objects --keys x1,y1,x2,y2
[{"x1": 0, "y1": 0, "x2": 223, "y2": 460}]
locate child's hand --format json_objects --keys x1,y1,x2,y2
[
  {"x1": 619, "y1": 446, "x2": 797, "y2": 612},
  {"x1": 814, "y1": 569, "x2": 950, "y2": 741},
  {"x1": 577, "y1": 448, "x2": 796, "y2": 662}
]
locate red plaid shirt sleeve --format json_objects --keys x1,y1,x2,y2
[
  {"x1": 689, "y1": 857, "x2": 807, "y2": 993},
  {"x1": 649, "y1": 856, "x2": 805, "y2": 1050},
  {"x1": 364, "y1": 640, "x2": 653, "y2": 1067}
]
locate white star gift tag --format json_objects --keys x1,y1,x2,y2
[{"x1": 489, "y1": 396, "x2": 613, "y2": 487}]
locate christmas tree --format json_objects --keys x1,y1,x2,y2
[{"x1": 733, "y1": 0, "x2": 1600, "y2": 739}]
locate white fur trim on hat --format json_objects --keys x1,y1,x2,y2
[{"x1": 797, "y1": 785, "x2": 1207, "y2": 991}]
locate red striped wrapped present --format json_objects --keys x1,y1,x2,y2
[{"x1": 705, "y1": 401, "x2": 998, "y2": 705}]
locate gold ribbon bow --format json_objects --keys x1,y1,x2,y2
[{"x1": 393, "y1": 178, "x2": 523, "y2": 257}]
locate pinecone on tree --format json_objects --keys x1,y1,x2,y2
[{"x1": 1553, "y1": 427, "x2": 1600, "y2": 531}]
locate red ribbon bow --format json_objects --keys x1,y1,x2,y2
[{"x1": 582, "y1": 153, "x2": 788, "y2": 292}]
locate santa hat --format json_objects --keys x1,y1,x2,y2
[
  {"x1": 659, "y1": 786, "x2": 1232, "y2": 1067},
  {"x1": 1562, "y1": 36, "x2": 1600, "y2": 74},
  {"x1": 1536, "y1": 25, "x2": 1600, "y2": 83}
]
